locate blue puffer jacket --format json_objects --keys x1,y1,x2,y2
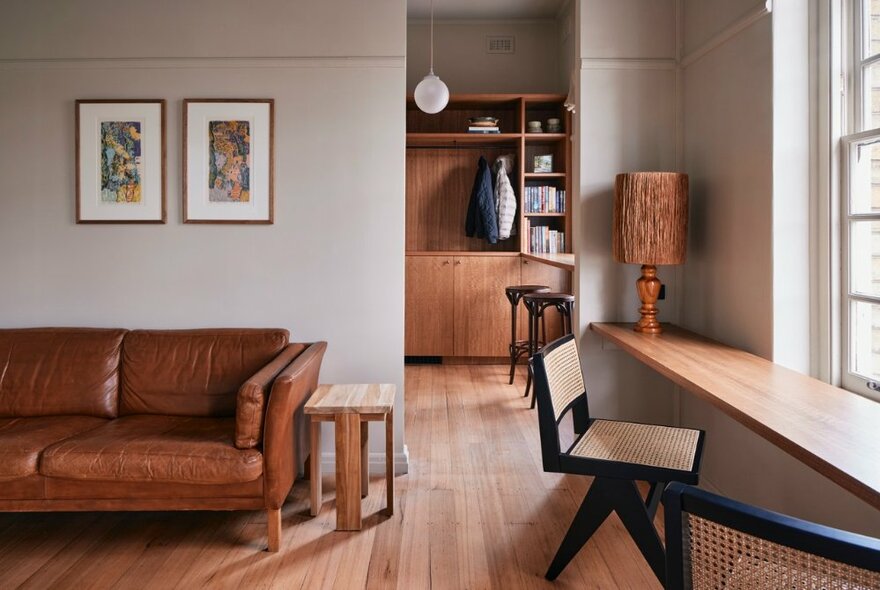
[{"x1": 465, "y1": 156, "x2": 499, "y2": 244}]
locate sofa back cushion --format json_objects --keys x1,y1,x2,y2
[
  {"x1": 120, "y1": 329, "x2": 289, "y2": 417},
  {"x1": 0, "y1": 328, "x2": 126, "y2": 418}
]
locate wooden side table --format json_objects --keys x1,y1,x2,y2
[{"x1": 304, "y1": 383, "x2": 395, "y2": 531}]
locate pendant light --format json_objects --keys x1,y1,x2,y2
[{"x1": 414, "y1": 0, "x2": 449, "y2": 114}]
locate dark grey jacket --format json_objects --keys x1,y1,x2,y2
[{"x1": 465, "y1": 156, "x2": 499, "y2": 244}]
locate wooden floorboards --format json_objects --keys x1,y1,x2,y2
[{"x1": 0, "y1": 365, "x2": 662, "y2": 589}]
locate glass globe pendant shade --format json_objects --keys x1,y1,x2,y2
[{"x1": 414, "y1": 73, "x2": 449, "y2": 114}]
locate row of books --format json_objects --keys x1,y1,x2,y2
[
  {"x1": 524, "y1": 186, "x2": 565, "y2": 213},
  {"x1": 524, "y1": 221, "x2": 565, "y2": 254}
]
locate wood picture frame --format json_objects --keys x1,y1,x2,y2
[
  {"x1": 75, "y1": 99, "x2": 167, "y2": 224},
  {"x1": 183, "y1": 99, "x2": 275, "y2": 224}
]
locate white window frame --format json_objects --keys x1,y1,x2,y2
[{"x1": 841, "y1": 0, "x2": 880, "y2": 400}]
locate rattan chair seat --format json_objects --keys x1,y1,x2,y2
[{"x1": 569, "y1": 419, "x2": 701, "y2": 472}]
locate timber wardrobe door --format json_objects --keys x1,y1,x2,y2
[{"x1": 405, "y1": 255, "x2": 454, "y2": 356}]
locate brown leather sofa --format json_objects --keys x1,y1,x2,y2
[{"x1": 0, "y1": 327, "x2": 326, "y2": 551}]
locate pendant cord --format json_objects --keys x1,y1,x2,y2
[{"x1": 429, "y1": 0, "x2": 434, "y2": 74}]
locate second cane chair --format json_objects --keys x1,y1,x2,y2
[
  {"x1": 530, "y1": 334, "x2": 706, "y2": 583},
  {"x1": 663, "y1": 482, "x2": 880, "y2": 589}
]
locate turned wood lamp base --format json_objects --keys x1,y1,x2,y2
[{"x1": 634, "y1": 264, "x2": 663, "y2": 334}]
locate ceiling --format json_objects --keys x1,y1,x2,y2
[{"x1": 407, "y1": 0, "x2": 566, "y2": 21}]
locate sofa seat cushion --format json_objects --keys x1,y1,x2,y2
[
  {"x1": 0, "y1": 416, "x2": 108, "y2": 481},
  {"x1": 40, "y1": 415, "x2": 262, "y2": 485}
]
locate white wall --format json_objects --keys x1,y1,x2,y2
[
  {"x1": 0, "y1": 1, "x2": 402, "y2": 59},
  {"x1": 575, "y1": 0, "x2": 681, "y2": 424},
  {"x1": 580, "y1": 0, "x2": 676, "y2": 59},
  {"x1": 0, "y1": 0, "x2": 408, "y2": 472},
  {"x1": 772, "y1": 0, "x2": 811, "y2": 373},
  {"x1": 681, "y1": 10, "x2": 774, "y2": 358},
  {"x1": 682, "y1": 0, "x2": 765, "y2": 55},
  {"x1": 680, "y1": 0, "x2": 880, "y2": 535},
  {"x1": 558, "y1": 4, "x2": 576, "y2": 94},
  {"x1": 407, "y1": 21, "x2": 563, "y2": 94}
]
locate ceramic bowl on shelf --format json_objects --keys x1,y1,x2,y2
[
  {"x1": 469, "y1": 117, "x2": 499, "y2": 127},
  {"x1": 527, "y1": 120, "x2": 543, "y2": 133}
]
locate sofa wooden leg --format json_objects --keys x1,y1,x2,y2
[{"x1": 267, "y1": 508, "x2": 281, "y2": 552}]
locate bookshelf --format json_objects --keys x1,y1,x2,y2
[
  {"x1": 406, "y1": 93, "x2": 572, "y2": 256},
  {"x1": 405, "y1": 93, "x2": 573, "y2": 358}
]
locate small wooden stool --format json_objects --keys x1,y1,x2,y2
[
  {"x1": 305, "y1": 383, "x2": 395, "y2": 531},
  {"x1": 523, "y1": 292, "x2": 575, "y2": 407},
  {"x1": 505, "y1": 285, "x2": 550, "y2": 385}
]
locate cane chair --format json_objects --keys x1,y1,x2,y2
[
  {"x1": 663, "y1": 482, "x2": 880, "y2": 590},
  {"x1": 530, "y1": 334, "x2": 706, "y2": 583}
]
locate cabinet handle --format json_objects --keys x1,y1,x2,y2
[
  {"x1": 443, "y1": 260, "x2": 450, "y2": 265},
  {"x1": 455, "y1": 260, "x2": 462, "y2": 265}
]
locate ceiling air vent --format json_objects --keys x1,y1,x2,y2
[{"x1": 486, "y1": 36, "x2": 515, "y2": 54}]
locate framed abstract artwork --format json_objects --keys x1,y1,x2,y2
[
  {"x1": 75, "y1": 99, "x2": 167, "y2": 223},
  {"x1": 183, "y1": 99, "x2": 274, "y2": 224}
]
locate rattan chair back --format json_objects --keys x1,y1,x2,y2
[
  {"x1": 664, "y1": 483, "x2": 880, "y2": 590},
  {"x1": 530, "y1": 334, "x2": 590, "y2": 473}
]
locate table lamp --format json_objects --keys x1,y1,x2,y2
[{"x1": 612, "y1": 172, "x2": 689, "y2": 334}]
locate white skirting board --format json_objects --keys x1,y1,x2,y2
[{"x1": 308, "y1": 446, "x2": 410, "y2": 476}]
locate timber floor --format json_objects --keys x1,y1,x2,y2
[{"x1": 0, "y1": 364, "x2": 662, "y2": 589}]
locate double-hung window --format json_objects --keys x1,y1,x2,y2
[{"x1": 842, "y1": 0, "x2": 880, "y2": 398}]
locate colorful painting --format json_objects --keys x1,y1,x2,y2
[
  {"x1": 100, "y1": 121, "x2": 143, "y2": 203},
  {"x1": 183, "y1": 99, "x2": 272, "y2": 223},
  {"x1": 208, "y1": 120, "x2": 251, "y2": 202}
]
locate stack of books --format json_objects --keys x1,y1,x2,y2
[
  {"x1": 525, "y1": 186, "x2": 565, "y2": 213},
  {"x1": 524, "y1": 220, "x2": 565, "y2": 254},
  {"x1": 468, "y1": 126, "x2": 499, "y2": 134}
]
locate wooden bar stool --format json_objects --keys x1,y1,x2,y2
[
  {"x1": 523, "y1": 292, "x2": 575, "y2": 408},
  {"x1": 505, "y1": 285, "x2": 550, "y2": 385}
]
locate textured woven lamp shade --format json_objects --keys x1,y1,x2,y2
[
  {"x1": 612, "y1": 172, "x2": 689, "y2": 334},
  {"x1": 612, "y1": 172, "x2": 688, "y2": 265}
]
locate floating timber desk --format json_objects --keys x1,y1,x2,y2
[
  {"x1": 521, "y1": 252, "x2": 574, "y2": 272},
  {"x1": 590, "y1": 322, "x2": 880, "y2": 510}
]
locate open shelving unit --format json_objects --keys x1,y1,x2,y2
[
  {"x1": 404, "y1": 94, "x2": 573, "y2": 359},
  {"x1": 405, "y1": 93, "x2": 572, "y2": 256}
]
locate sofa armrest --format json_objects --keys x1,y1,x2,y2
[
  {"x1": 235, "y1": 343, "x2": 308, "y2": 449},
  {"x1": 262, "y1": 341, "x2": 327, "y2": 509}
]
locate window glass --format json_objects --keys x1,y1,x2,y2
[
  {"x1": 862, "y1": 63, "x2": 880, "y2": 130},
  {"x1": 865, "y1": 0, "x2": 880, "y2": 59},
  {"x1": 849, "y1": 139, "x2": 880, "y2": 213},
  {"x1": 850, "y1": 220, "x2": 880, "y2": 297},
  {"x1": 852, "y1": 300, "x2": 880, "y2": 380}
]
